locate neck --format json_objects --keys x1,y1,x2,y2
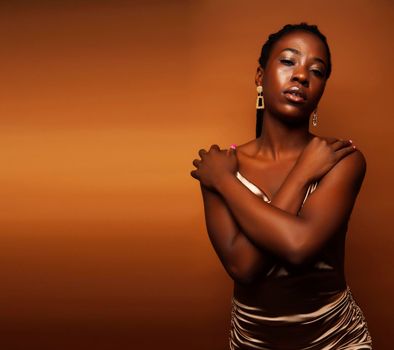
[{"x1": 256, "y1": 111, "x2": 314, "y2": 160}]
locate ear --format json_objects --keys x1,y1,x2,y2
[{"x1": 255, "y1": 66, "x2": 264, "y2": 86}]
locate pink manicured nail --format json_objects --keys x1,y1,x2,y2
[
  {"x1": 349, "y1": 139, "x2": 353, "y2": 143},
  {"x1": 230, "y1": 144, "x2": 237, "y2": 149}
]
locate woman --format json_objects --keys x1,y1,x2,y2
[{"x1": 190, "y1": 23, "x2": 373, "y2": 349}]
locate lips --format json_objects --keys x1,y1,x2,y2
[{"x1": 283, "y1": 86, "x2": 307, "y2": 104}]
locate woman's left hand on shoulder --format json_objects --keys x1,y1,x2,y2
[{"x1": 190, "y1": 144, "x2": 238, "y2": 190}]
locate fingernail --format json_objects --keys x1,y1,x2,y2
[
  {"x1": 352, "y1": 145, "x2": 356, "y2": 149},
  {"x1": 230, "y1": 144, "x2": 237, "y2": 149},
  {"x1": 349, "y1": 139, "x2": 353, "y2": 143}
]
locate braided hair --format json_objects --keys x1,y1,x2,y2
[{"x1": 256, "y1": 23, "x2": 332, "y2": 138}]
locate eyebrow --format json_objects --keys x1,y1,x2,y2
[{"x1": 280, "y1": 48, "x2": 326, "y2": 66}]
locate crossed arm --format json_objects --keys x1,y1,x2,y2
[
  {"x1": 201, "y1": 157, "x2": 315, "y2": 283},
  {"x1": 199, "y1": 149, "x2": 365, "y2": 284}
]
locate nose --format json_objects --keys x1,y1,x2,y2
[{"x1": 291, "y1": 66, "x2": 309, "y2": 87}]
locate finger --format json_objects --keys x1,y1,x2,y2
[
  {"x1": 334, "y1": 145, "x2": 356, "y2": 161},
  {"x1": 192, "y1": 159, "x2": 201, "y2": 168},
  {"x1": 190, "y1": 169, "x2": 199, "y2": 180},
  {"x1": 331, "y1": 139, "x2": 352, "y2": 151},
  {"x1": 324, "y1": 137, "x2": 338, "y2": 144},
  {"x1": 226, "y1": 144, "x2": 237, "y2": 155},
  {"x1": 209, "y1": 144, "x2": 220, "y2": 151},
  {"x1": 198, "y1": 148, "x2": 208, "y2": 158}
]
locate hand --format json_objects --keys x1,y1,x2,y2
[
  {"x1": 190, "y1": 144, "x2": 238, "y2": 190},
  {"x1": 294, "y1": 137, "x2": 356, "y2": 182}
]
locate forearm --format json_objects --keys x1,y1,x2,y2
[
  {"x1": 216, "y1": 173, "x2": 309, "y2": 264},
  {"x1": 270, "y1": 166, "x2": 310, "y2": 214},
  {"x1": 200, "y1": 165, "x2": 311, "y2": 276},
  {"x1": 198, "y1": 152, "x2": 314, "y2": 278},
  {"x1": 200, "y1": 184, "x2": 272, "y2": 282},
  {"x1": 200, "y1": 185, "x2": 235, "y2": 260}
]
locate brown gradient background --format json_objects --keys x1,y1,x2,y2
[{"x1": 0, "y1": 1, "x2": 393, "y2": 349}]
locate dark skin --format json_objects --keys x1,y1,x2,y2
[{"x1": 190, "y1": 31, "x2": 366, "y2": 293}]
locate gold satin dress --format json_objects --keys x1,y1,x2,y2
[{"x1": 229, "y1": 171, "x2": 373, "y2": 350}]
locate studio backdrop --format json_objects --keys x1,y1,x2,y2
[{"x1": 0, "y1": 1, "x2": 392, "y2": 349}]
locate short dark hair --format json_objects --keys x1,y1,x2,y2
[{"x1": 256, "y1": 23, "x2": 331, "y2": 138}]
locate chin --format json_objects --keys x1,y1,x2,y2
[
  {"x1": 267, "y1": 105, "x2": 310, "y2": 126},
  {"x1": 278, "y1": 104, "x2": 310, "y2": 118}
]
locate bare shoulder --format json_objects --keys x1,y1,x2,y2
[
  {"x1": 335, "y1": 148, "x2": 366, "y2": 176},
  {"x1": 314, "y1": 134, "x2": 367, "y2": 176},
  {"x1": 301, "y1": 148, "x2": 367, "y2": 221},
  {"x1": 350, "y1": 148, "x2": 366, "y2": 170},
  {"x1": 320, "y1": 148, "x2": 367, "y2": 194},
  {"x1": 233, "y1": 139, "x2": 259, "y2": 158}
]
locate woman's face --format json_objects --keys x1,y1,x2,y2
[{"x1": 257, "y1": 30, "x2": 329, "y2": 124}]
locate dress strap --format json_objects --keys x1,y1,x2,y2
[{"x1": 301, "y1": 181, "x2": 319, "y2": 206}]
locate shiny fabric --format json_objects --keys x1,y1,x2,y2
[
  {"x1": 229, "y1": 172, "x2": 373, "y2": 349},
  {"x1": 229, "y1": 286, "x2": 372, "y2": 349}
]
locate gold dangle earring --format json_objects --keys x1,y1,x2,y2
[
  {"x1": 256, "y1": 85, "x2": 264, "y2": 109},
  {"x1": 312, "y1": 109, "x2": 318, "y2": 127}
]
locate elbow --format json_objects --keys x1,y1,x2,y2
[
  {"x1": 284, "y1": 230, "x2": 315, "y2": 266},
  {"x1": 286, "y1": 250, "x2": 310, "y2": 266},
  {"x1": 227, "y1": 263, "x2": 258, "y2": 284}
]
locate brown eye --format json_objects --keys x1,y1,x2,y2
[
  {"x1": 311, "y1": 69, "x2": 324, "y2": 77},
  {"x1": 280, "y1": 59, "x2": 294, "y2": 66}
]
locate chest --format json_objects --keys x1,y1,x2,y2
[{"x1": 237, "y1": 155, "x2": 296, "y2": 200}]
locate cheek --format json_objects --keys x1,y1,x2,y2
[
  {"x1": 275, "y1": 67, "x2": 292, "y2": 87},
  {"x1": 309, "y1": 81, "x2": 326, "y2": 102},
  {"x1": 263, "y1": 67, "x2": 292, "y2": 99}
]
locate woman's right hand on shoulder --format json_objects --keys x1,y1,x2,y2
[{"x1": 295, "y1": 136, "x2": 356, "y2": 182}]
